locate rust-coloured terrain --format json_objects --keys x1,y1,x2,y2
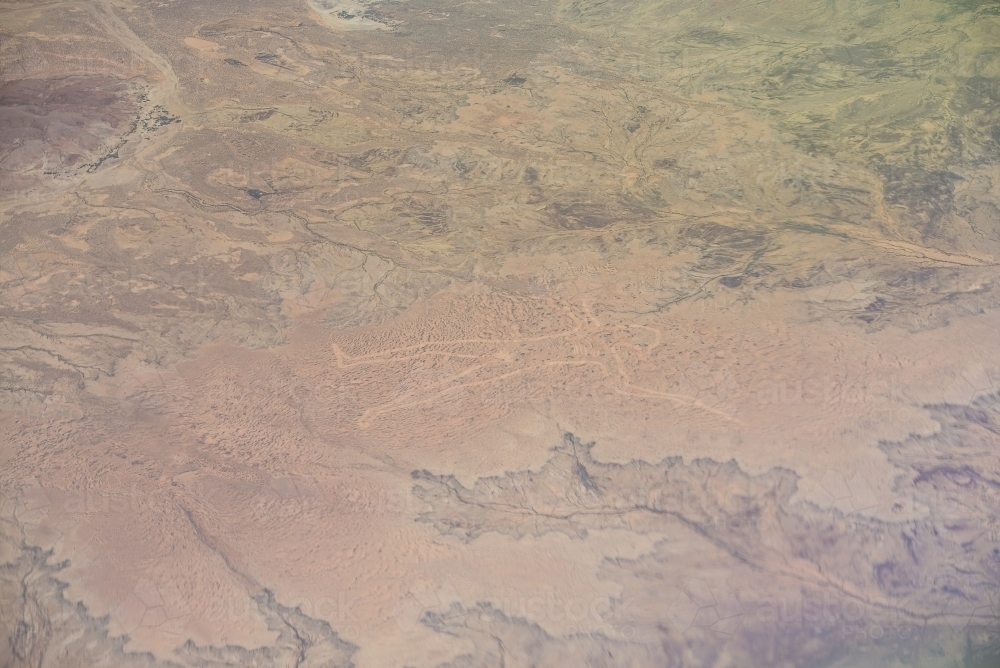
[{"x1": 2, "y1": 0, "x2": 999, "y2": 666}]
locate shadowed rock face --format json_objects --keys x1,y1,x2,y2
[
  {"x1": 410, "y1": 425, "x2": 1000, "y2": 666},
  {"x1": 2, "y1": 0, "x2": 1000, "y2": 666},
  {"x1": 0, "y1": 534, "x2": 357, "y2": 668}
]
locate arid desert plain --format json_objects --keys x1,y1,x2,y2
[{"x1": 2, "y1": 0, "x2": 1000, "y2": 666}]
